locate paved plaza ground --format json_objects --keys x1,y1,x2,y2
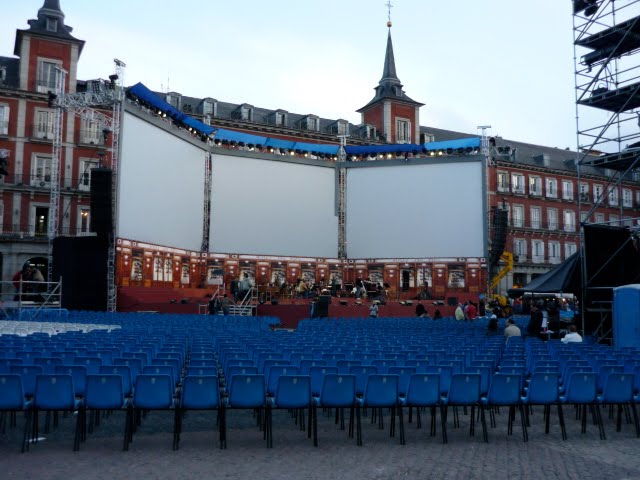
[{"x1": 2, "y1": 404, "x2": 640, "y2": 480}]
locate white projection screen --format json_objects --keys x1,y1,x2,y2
[
  {"x1": 118, "y1": 112, "x2": 205, "y2": 251},
  {"x1": 346, "y1": 161, "x2": 485, "y2": 259},
  {"x1": 210, "y1": 155, "x2": 338, "y2": 257}
]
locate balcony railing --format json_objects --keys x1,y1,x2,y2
[
  {"x1": 0, "y1": 174, "x2": 90, "y2": 190},
  {"x1": 549, "y1": 256, "x2": 562, "y2": 264},
  {"x1": 531, "y1": 255, "x2": 545, "y2": 263},
  {"x1": 547, "y1": 221, "x2": 558, "y2": 230},
  {"x1": 0, "y1": 223, "x2": 95, "y2": 238},
  {"x1": 36, "y1": 78, "x2": 56, "y2": 93},
  {"x1": 30, "y1": 124, "x2": 55, "y2": 141},
  {"x1": 77, "y1": 129, "x2": 105, "y2": 146}
]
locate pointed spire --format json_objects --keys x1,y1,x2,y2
[
  {"x1": 380, "y1": 30, "x2": 400, "y2": 85},
  {"x1": 38, "y1": 0, "x2": 65, "y2": 21}
]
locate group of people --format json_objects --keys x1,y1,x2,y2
[
  {"x1": 454, "y1": 301, "x2": 478, "y2": 321},
  {"x1": 12, "y1": 262, "x2": 45, "y2": 302}
]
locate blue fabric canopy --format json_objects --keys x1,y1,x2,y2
[
  {"x1": 422, "y1": 137, "x2": 480, "y2": 151},
  {"x1": 344, "y1": 144, "x2": 422, "y2": 155},
  {"x1": 264, "y1": 138, "x2": 297, "y2": 150},
  {"x1": 292, "y1": 142, "x2": 339, "y2": 155},
  {"x1": 127, "y1": 82, "x2": 215, "y2": 136},
  {"x1": 213, "y1": 128, "x2": 267, "y2": 146}
]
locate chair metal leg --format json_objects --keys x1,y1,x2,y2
[
  {"x1": 616, "y1": 404, "x2": 623, "y2": 432},
  {"x1": 557, "y1": 403, "x2": 567, "y2": 441},
  {"x1": 430, "y1": 406, "x2": 436, "y2": 437},
  {"x1": 21, "y1": 409, "x2": 31, "y2": 453},
  {"x1": 356, "y1": 404, "x2": 362, "y2": 446},
  {"x1": 630, "y1": 403, "x2": 640, "y2": 438},
  {"x1": 441, "y1": 405, "x2": 448, "y2": 444},
  {"x1": 469, "y1": 405, "x2": 475, "y2": 436},
  {"x1": 312, "y1": 404, "x2": 318, "y2": 447},
  {"x1": 595, "y1": 404, "x2": 606, "y2": 441},
  {"x1": 545, "y1": 405, "x2": 551, "y2": 434},
  {"x1": 519, "y1": 405, "x2": 528, "y2": 443},
  {"x1": 480, "y1": 405, "x2": 488, "y2": 443},
  {"x1": 398, "y1": 406, "x2": 405, "y2": 445}
]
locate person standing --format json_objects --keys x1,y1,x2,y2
[
  {"x1": 455, "y1": 303, "x2": 465, "y2": 321},
  {"x1": 220, "y1": 294, "x2": 232, "y2": 316},
  {"x1": 369, "y1": 300, "x2": 379, "y2": 318},
  {"x1": 464, "y1": 301, "x2": 477, "y2": 321},
  {"x1": 527, "y1": 301, "x2": 544, "y2": 337}
]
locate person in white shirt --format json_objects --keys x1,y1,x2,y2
[
  {"x1": 561, "y1": 324, "x2": 583, "y2": 344},
  {"x1": 504, "y1": 318, "x2": 521, "y2": 342},
  {"x1": 455, "y1": 303, "x2": 464, "y2": 321}
]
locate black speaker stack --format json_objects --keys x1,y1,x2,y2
[
  {"x1": 489, "y1": 206, "x2": 509, "y2": 267},
  {"x1": 90, "y1": 168, "x2": 113, "y2": 240}
]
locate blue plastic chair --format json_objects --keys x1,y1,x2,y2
[
  {"x1": 31, "y1": 374, "x2": 82, "y2": 451},
  {"x1": 84, "y1": 374, "x2": 129, "y2": 451},
  {"x1": 357, "y1": 374, "x2": 402, "y2": 446},
  {"x1": 443, "y1": 373, "x2": 487, "y2": 442},
  {"x1": 349, "y1": 365, "x2": 378, "y2": 396},
  {"x1": 130, "y1": 374, "x2": 175, "y2": 450},
  {"x1": 309, "y1": 366, "x2": 338, "y2": 397},
  {"x1": 314, "y1": 374, "x2": 357, "y2": 445},
  {"x1": 0, "y1": 374, "x2": 31, "y2": 452},
  {"x1": 34, "y1": 357, "x2": 63, "y2": 374},
  {"x1": 10, "y1": 365, "x2": 43, "y2": 398},
  {"x1": 267, "y1": 365, "x2": 299, "y2": 397},
  {"x1": 226, "y1": 374, "x2": 268, "y2": 447},
  {"x1": 401, "y1": 373, "x2": 444, "y2": 442},
  {"x1": 54, "y1": 365, "x2": 87, "y2": 398},
  {"x1": 268, "y1": 375, "x2": 313, "y2": 447},
  {"x1": 187, "y1": 366, "x2": 217, "y2": 377},
  {"x1": 597, "y1": 373, "x2": 639, "y2": 437},
  {"x1": 177, "y1": 375, "x2": 225, "y2": 449},
  {"x1": 482, "y1": 374, "x2": 527, "y2": 442},
  {"x1": 559, "y1": 372, "x2": 603, "y2": 439},
  {"x1": 73, "y1": 357, "x2": 102, "y2": 375},
  {"x1": 99, "y1": 365, "x2": 132, "y2": 397}
]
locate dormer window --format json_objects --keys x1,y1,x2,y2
[
  {"x1": 301, "y1": 115, "x2": 319, "y2": 131},
  {"x1": 46, "y1": 17, "x2": 58, "y2": 32},
  {"x1": 366, "y1": 125, "x2": 377, "y2": 139},
  {"x1": 240, "y1": 105, "x2": 253, "y2": 121},
  {"x1": 202, "y1": 99, "x2": 216, "y2": 116},
  {"x1": 337, "y1": 120, "x2": 348, "y2": 135},
  {"x1": 166, "y1": 93, "x2": 181, "y2": 110},
  {"x1": 275, "y1": 111, "x2": 287, "y2": 127}
]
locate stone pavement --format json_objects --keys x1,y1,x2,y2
[{"x1": 2, "y1": 405, "x2": 640, "y2": 480}]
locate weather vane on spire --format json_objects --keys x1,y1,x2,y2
[{"x1": 386, "y1": 0, "x2": 393, "y2": 28}]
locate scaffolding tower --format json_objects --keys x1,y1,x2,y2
[
  {"x1": 48, "y1": 60, "x2": 125, "y2": 312},
  {"x1": 573, "y1": 0, "x2": 640, "y2": 342}
]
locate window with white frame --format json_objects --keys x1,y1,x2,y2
[
  {"x1": 546, "y1": 178, "x2": 557, "y2": 198},
  {"x1": 593, "y1": 184, "x2": 603, "y2": 202},
  {"x1": 531, "y1": 240, "x2": 545, "y2": 263},
  {"x1": 202, "y1": 100, "x2": 215, "y2": 116},
  {"x1": 563, "y1": 210, "x2": 576, "y2": 232},
  {"x1": 78, "y1": 159, "x2": 98, "y2": 191},
  {"x1": 497, "y1": 172, "x2": 509, "y2": 192},
  {"x1": 548, "y1": 241, "x2": 561, "y2": 264},
  {"x1": 579, "y1": 182, "x2": 590, "y2": 201},
  {"x1": 32, "y1": 155, "x2": 52, "y2": 186},
  {"x1": 547, "y1": 208, "x2": 558, "y2": 230},
  {"x1": 366, "y1": 125, "x2": 377, "y2": 139},
  {"x1": 595, "y1": 213, "x2": 605, "y2": 223},
  {"x1": 37, "y1": 60, "x2": 58, "y2": 92},
  {"x1": 565, "y1": 242, "x2": 577, "y2": 258},
  {"x1": 275, "y1": 112, "x2": 287, "y2": 127},
  {"x1": 513, "y1": 238, "x2": 527, "y2": 260},
  {"x1": 307, "y1": 117, "x2": 318, "y2": 131},
  {"x1": 636, "y1": 191, "x2": 640, "y2": 207},
  {"x1": 529, "y1": 176, "x2": 542, "y2": 196},
  {"x1": 512, "y1": 174, "x2": 525, "y2": 194},
  {"x1": 608, "y1": 187, "x2": 618, "y2": 206},
  {"x1": 77, "y1": 207, "x2": 91, "y2": 234},
  {"x1": 240, "y1": 105, "x2": 253, "y2": 121},
  {"x1": 580, "y1": 211, "x2": 588, "y2": 224},
  {"x1": 512, "y1": 205, "x2": 524, "y2": 228},
  {"x1": 622, "y1": 188, "x2": 632, "y2": 207},
  {"x1": 337, "y1": 120, "x2": 349, "y2": 136},
  {"x1": 396, "y1": 119, "x2": 410, "y2": 143},
  {"x1": 46, "y1": 17, "x2": 58, "y2": 32},
  {"x1": 562, "y1": 180, "x2": 573, "y2": 200},
  {"x1": 34, "y1": 109, "x2": 55, "y2": 139},
  {"x1": 609, "y1": 214, "x2": 619, "y2": 226},
  {"x1": 0, "y1": 104, "x2": 9, "y2": 135},
  {"x1": 530, "y1": 207, "x2": 541, "y2": 229},
  {"x1": 80, "y1": 118, "x2": 101, "y2": 144}
]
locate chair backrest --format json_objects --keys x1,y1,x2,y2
[
  {"x1": 528, "y1": 373, "x2": 561, "y2": 403},
  {"x1": 597, "y1": 365, "x2": 624, "y2": 391},
  {"x1": 465, "y1": 366, "x2": 491, "y2": 396},
  {"x1": 54, "y1": 365, "x2": 87, "y2": 397},
  {"x1": 34, "y1": 357, "x2": 63, "y2": 374},
  {"x1": 143, "y1": 365, "x2": 175, "y2": 387},
  {"x1": 190, "y1": 359, "x2": 217, "y2": 368},
  {"x1": 309, "y1": 366, "x2": 338, "y2": 397},
  {"x1": 564, "y1": 372, "x2": 597, "y2": 404},
  {"x1": 363, "y1": 374, "x2": 399, "y2": 407},
  {"x1": 405, "y1": 359, "x2": 430, "y2": 372},
  {"x1": 349, "y1": 365, "x2": 378, "y2": 395},
  {"x1": 73, "y1": 356, "x2": 103, "y2": 374},
  {"x1": 99, "y1": 365, "x2": 132, "y2": 396},
  {"x1": 274, "y1": 375, "x2": 311, "y2": 409},
  {"x1": 134, "y1": 374, "x2": 173, "y2": 409},
  {"x1": 267, "y1": 365, "x2": 299, "y2": 396},
  {"x1": 0, "y1": 374, "x2": 24, "y2": 409},
  {"x1": 113, "y1": 357, "x2": 142, "y2": 379},
  {"x1": 387, "y1": 366, "x2": 416, "y2": 396},
  {"x1": 336, "y1": 360, "x2": 361, "y2": 374},
  {"x1": 447, "y1": 373, "x2": 481, "y2": 405},
  {"x1": 85, "y1": 374, "x2": 124, "y2": 409},
  {"x1": 371, "y1": 359, "x2": 397, "y2": 374},
  {"x1": 405, "y1": 373, "x2": 440, "y2": 406},
  {"x1": 319, "y1": 374, "x2": 356, "y2": 408},
  {"x1": 299, "y1": 359, "x2": 326, "y2": 375},
  {"x1": 34, "y1": 374, "x2": 75, "y2": 410},
  {"x1": 601, "y1": 373, "x2": 633, "y2": 404},
  {"x1": 486, "y1": 374, "x2": 521, "y2": 405},
  {"x1": 228, "y1": 374, "x2": 266, "y2": 408},
  {"x1": 424, "y1": 365, "x2": 453, "y2": 395},
  {"x1": 187, "y1": 366, "x2": 217, "y2": 377},
  {"x1": 10, "y1": 365, "x2": 43, "y2": 397},
  {"x1": 181, "y1": 375, "x2": 220, "y2": 409}
]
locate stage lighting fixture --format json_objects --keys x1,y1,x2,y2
[
  {"x1": 437, "y1": 150, "x2": 443, "y2": 156},
  {"x1": 157, "y1": 110, "x2": 162, "y2": 115},
  {"x1": 162, "y1": 113, "x2": 167, "y2": 118},
  {"x1": 429, "y1": 151, "x2": 435, "y2": 156},
  {"x1": 289, "y1": 150, "x2": 295, "y2": 156}
]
